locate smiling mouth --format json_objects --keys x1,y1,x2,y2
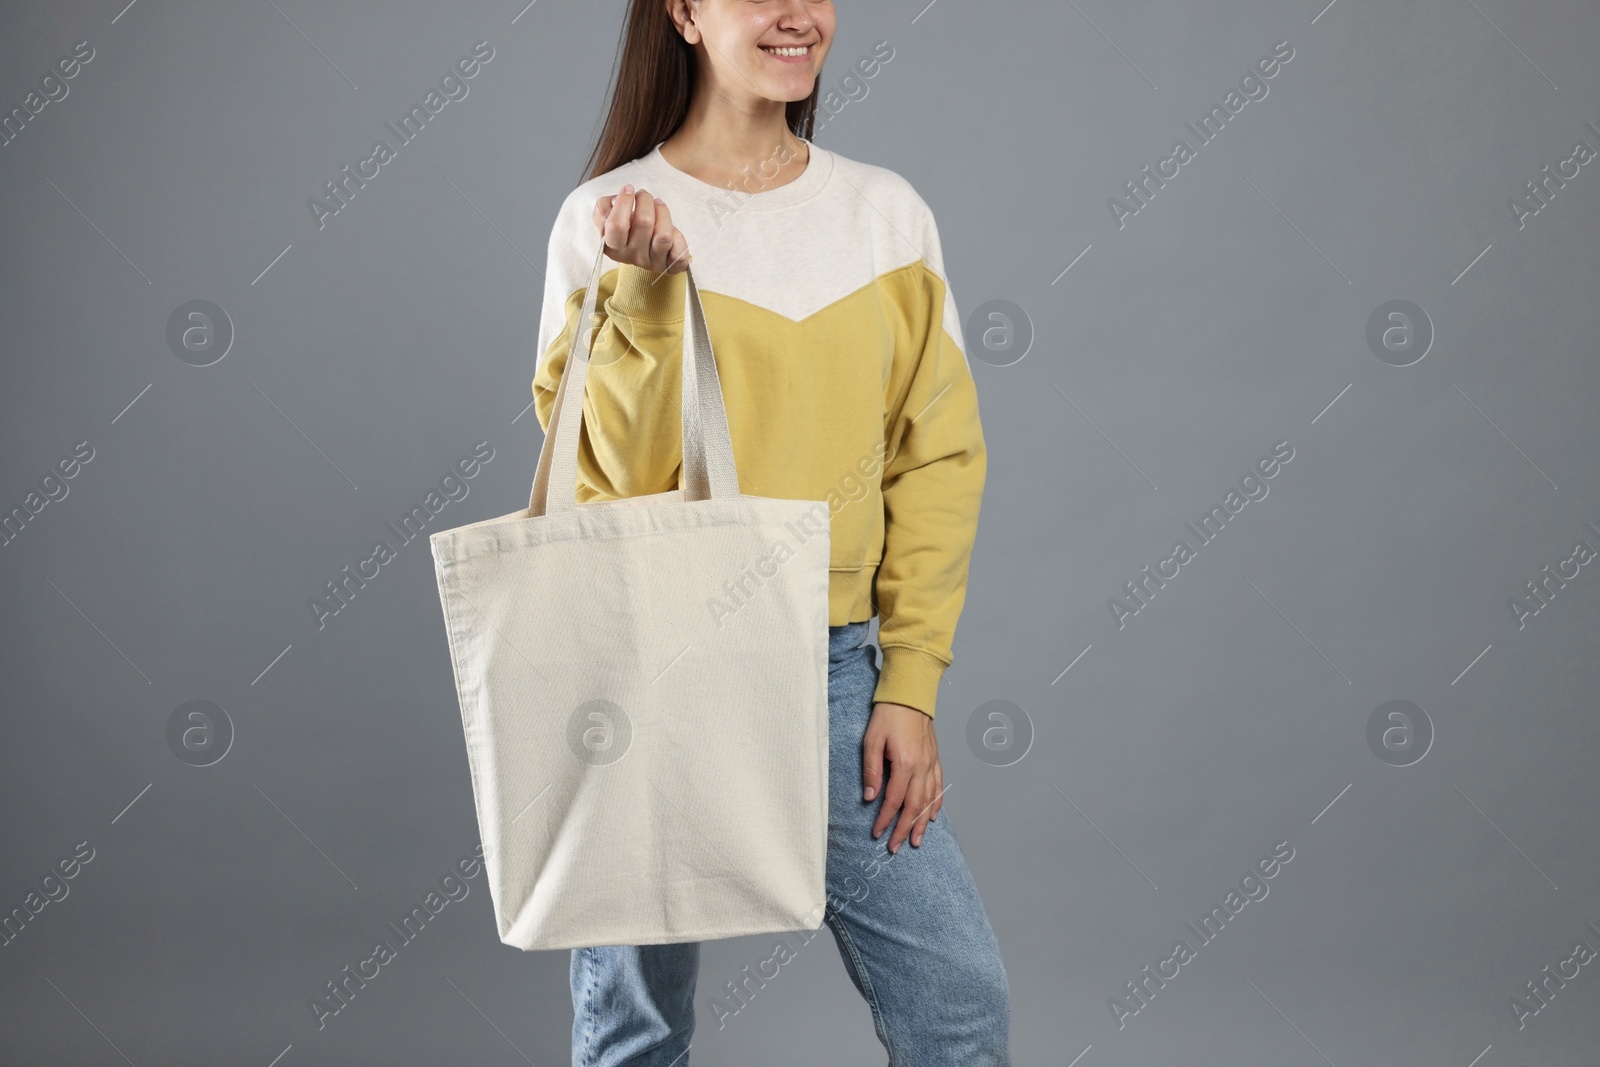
[{"x1": 760, "y1": 44, "x2": 814, "y2": 59}]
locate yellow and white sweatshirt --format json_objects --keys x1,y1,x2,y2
[{"x1": 532, "y1": 138, "x2": 985, "y2": 720}]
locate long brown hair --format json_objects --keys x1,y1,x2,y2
[{"x1": 580, "y1": 0, "x2": 821, "y2": 184}]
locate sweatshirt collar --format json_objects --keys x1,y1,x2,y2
[{"x1": 636, "y1": 137, "x2": 832, "y2": 212}]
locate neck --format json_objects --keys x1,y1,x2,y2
[{"x1": 659, "y1": 95, "x2": 807, "y2": 191}]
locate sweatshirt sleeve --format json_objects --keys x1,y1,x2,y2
[
  {"x1": 871, "y1": 195, "x2": 987, "y2": 721},
  {"x1": 531, "y1": 189, "x2": 688, "y2": 503}
]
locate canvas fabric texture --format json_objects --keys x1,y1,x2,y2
[{"x1": 431, "y1": 244, "x2": 832, "y2": 950}]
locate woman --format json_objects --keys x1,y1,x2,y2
[{"x1": 531, "y1": 2, "x2": 1010, "y2": 1063}]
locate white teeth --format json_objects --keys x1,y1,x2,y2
[{"x1": 763, "y1": 46, "x2": 810, "y2": 57}]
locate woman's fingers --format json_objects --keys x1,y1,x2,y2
[
  {"x1": 874, "y1": 760, "x2": 911, "y2": 849},
  {"x1": 908, "y1": 789, "x2": 931, "y2": 849},
  {"x1": 654, "y1": 199, "x2": 691, "y2": 274},
  {"x1": 615, "y1": 186, "x2": 658, "y2": 269},
  {"x1": 664, "y1": 230, "x2": 691, "y2": 274},
  {"x1": 597, "y1": 185, "x2": 640, "y2": 259},
  {"x1": 645, "y1": 196, "x2": 672, "y2": 259},
  {"x1": 629, "y1": 187, "x2": 658, "y2": 261},
  {"x1": 898, "y1": 769, "x2": 941, "y2": 853},
  {"x1": 593, "y1": 187, "x2": 689, "y2": 274},
  {"x1": 912, "y1": 765, "x2": 946, "y2": 847},
  {"x1": 619, "y1": 185, "x2": 650, "y2": 259},
  {"x1": 592, "y1": 192, "x2": 620, "y2": 236},
  {"x1": 597, "y1": 191, "x2": 624, "y2": 257},
  {"x1": 862, "y1": 729, "x2": 885, "y2": 805},
  {"x1": 864, "y1": 704, "x2": 944, "y2": 852},
  {"x1": 637, "y1": 192, "x2": 690, "y2": 275}
]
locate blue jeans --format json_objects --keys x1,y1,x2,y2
[{"x1": 570, "y1": 621, "x2": 1011, "y2": 1065}]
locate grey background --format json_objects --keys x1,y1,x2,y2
[{"x1": 3, "y1": 1, "x2": 1598, "y2": 1064}]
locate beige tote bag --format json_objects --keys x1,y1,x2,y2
[{"x1": 429, "y1": 244, "x2": 832, "y2": 951}]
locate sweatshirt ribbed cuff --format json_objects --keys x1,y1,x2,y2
[
  {"x1": 871, "y1": 645, "x2": 949, "y2": 721},
  {"x1": 608, "y1": 262, "x2": 686, "y2": 323}
]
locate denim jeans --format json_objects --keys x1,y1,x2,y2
[{"x1": 570, "y1": 620, "x2": 1011, "y2": 1066}]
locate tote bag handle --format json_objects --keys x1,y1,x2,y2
[{"x1": 529, "y1": 243, "x2": 740, "y2": 517}]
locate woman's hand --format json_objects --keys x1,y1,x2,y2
[
  {"x1": 863, "y1": 701, "x2": 946, "y2": 853},
  {"x1": 592, "y1": 184, "x2": 691, "y2": 276}
]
